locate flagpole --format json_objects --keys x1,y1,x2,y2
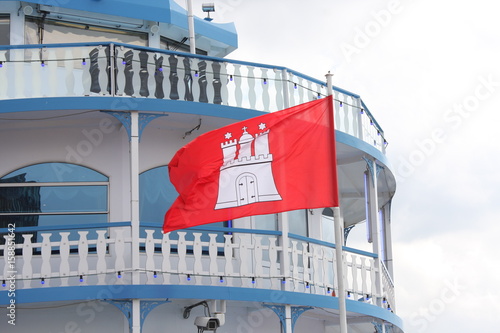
[{"x1": 326, "y1": 72, "x2": 348, "y2": 333}]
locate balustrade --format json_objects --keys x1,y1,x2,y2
[
  {"x1": 0, "y1": 42, "x2": 386, "y2": 153},
  {"x1": 0, "y1": 223, "x2": 393, "y2": 311}
]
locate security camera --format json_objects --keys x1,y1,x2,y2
[{"x1": 194, "y1": 316, "x2": 219, "y2": 331}]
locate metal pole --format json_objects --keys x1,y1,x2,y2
[
  {"x1": 326, "y1": 73, "x2": 348, "y2": 333},
  {"x1": 130, "y1": 111, "x2": 140, "y2": 285},
  {"x1": 187, "y1": 0, "x2": 196, "y2": 54}
]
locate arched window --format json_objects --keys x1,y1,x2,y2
[
  {"x1": 0, "y1": 163, "x2": 108, "y2": 244},
  {"x1": 139, "y1": 166, "x2": 226, "y2": 248}
]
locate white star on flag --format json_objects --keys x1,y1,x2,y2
[
  {"x1": 258, "y1": 123, "x2": 267, "y2": 131},
  {"x1": 224, "y1": 132, "x2": 232, "y2": 140}
]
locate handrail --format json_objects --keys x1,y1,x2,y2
[{"x1": 0, "y1": 221, "x2": 131, "y2": 234}]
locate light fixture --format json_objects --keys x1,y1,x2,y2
[
  {"x1": 305, "y1": 282, "x2": 310, "y2": 289},
  {"x1": 153, "y1": 271, "x2": 158, "y2": 278},
  {"x1": 187, "y1": 274, "x2": 191, "y2": 281},
  {"x1": 251, "y1": 277, "x2": 255, "y2": 284},
  {"x1": 360, "y1": 108, "x2": 364, "y2": 114},
  {"x1": 219, "y1": 276, "x2": 224, "y2": 283},
  {"x1": 0, "y1": 61, "x2": 3, "y2": 68},
  {"x1": 281, "y1": 277, "x2": 286, "y2": 284},
  {"x1": 82, "y1": 58, "x2": 86, "y2": 65},
  {"x1": 229, "y1": 74, "x2": 233, "y2": 81},
  {"x1": 117, "y1": 271, "x2": 122, "y2": 278},
  {"x1": 41, "y1": 278, "x2": 45, "y2": 285},
  {"x1": 263, "y1": 78, "x2": 267, "y2": 84},
  {"x1": 2, "y1": 280, "x2": 5, "y2": 287},
  {"x1": 294, "y1": 83, "x2": 297, "y2": 89},
  {"x1": 79, "y1": 275, "x2": 84, "y2": 283},
  {"x1": 202, "y1": 3, "x2": 215, "y2": 21},
  {"x1": 365, "y1": 294, "x2": 370, "y2": 301},
  {"x1": 339, "y1": 101, "x2": 343, "y2": 107},
  {"x1": 122, "y1": 59, "x2": 127, "y2": 65},
  {"x1": 194, "y1": 70, "x2": 199, "y2": 77},
  {"x1": 383, "y1": 297, "x2": 387, "y2": 303},
  {"x1": 41, "y1": 60, "x2": 46, "y2": 67},
  {"x1": 327, "y1": 287, "x2": 331, "y2": 294}
]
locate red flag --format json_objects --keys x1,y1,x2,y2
[{"x1": 163, "y1": 96, "x2": 338, "y2": 233}]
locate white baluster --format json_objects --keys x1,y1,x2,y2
[
  {"x1": 291, "y1": 241, "x2": 299, "y2": 292},
  {"x1": 115, "y1": 47, "x2": 126, "y2": 96},
  {"x1": 297, "y1": 77, "x2": 305, "y2": 105},
  {"x1": 370, "y1": 259, "x2": 378, "y2": 300},
  {"x1": 11, "y1": 48, "x2": 25, "y2": 98},
  {"x1": 209, "y1": 234, "x2": 218, "y2": 286},
  {"x1": 321, "y1": 248, "x2": 329, "y2": 292},
  {"x1": 161, "y1": 233, "x2": 171, "y2": 284},
  {"x1": 47, "y1": 49, "x2": 58, "y2": 97},
  {"x1": 205, "y1": 60, "x2": 215, "y2": 103},
  {"x1": 3, "y1": 235, "x2": 14, "y2": 286},
  {"x1": 193, "y1": 233, "x2": 203, "y2": 285},
  {"x1": 301, "y1": 242, "x2": 309, "y2": 292},
  {"x1": 274, "y1": 69, "x2": 284, "y2": 110},
  {"x1": 220, "y1": 62, "x2": 229, "y2": 105},
  {"x1": 247, "y1": 66, "x2": 256, "y2": 109},
  {"x1": 96, "y1": 230, "x2": 108, "y2": 285},
  {"x1": 176, "y1": 55, "x2": 186, "y2": 101},
  {"x1": 78, "y1": 231, "x2": 89, "y2": 286},
  {"x1": 98, "y1": 46, "x2": 109, "y2": 95},
  {"x1": 253, "y1": 236, "x2": 263, "y2": 288},
  {"x1": 0, "y1": 50, "x2": 7, "y2": 98},
  {"x1": 287, "y1": 72, "x2": 295, "y2": 106},
  {"x1": 145, "y1": 230, "x2": 156, "y2": 284},
  {"x1": 238, "y1": 235, "x2": 249, "y2": 286},
  {"x1": 224, "y1": 235, "x2": 233, "y2": 287},
  {"x1": 147, "y1": 52, "x2": 156, "y2": 98},
  {"x1": 334, "y1": 91, "x2": 341, "y2": 130},
  {"x1": 311, "y1": 245, "x2": 320, "y2": 293},
  {"x1": 233, "y1": 64, "x2": 243, "y2": 107},
  {"x1": 59, "y1": 232, "x2": 71, "y2": 286},
  {"x1": 130, "y1": 49, "x2": 141, "y2": 97},
  {"x1": 22, "y1": 234, "x2": 33, "y2": 288},
  {"x1": 360, "y1": 257, "x2": 368, "y2": 300},
  {"x1": 64, "y1": 48, "x2": 75, "y2": 96},
  {"x1": 31, "y1": 49, "x2": 42, "y2": 98},
  {"x1": 114, "y1": 229, "x2": 126, "y2": 279},
  {"x1": 351, "y1": 254, "x2": 359, "y2": 300},
  {"x1": 177, "y1": 232, "x2": 188, "y2": 285},
  {"x1": 40, "y1": 233, "x2": 52, "y2": 287},
  {"x1": 261, "y1": 68, "x2": 270, "y2": 111},
  {"x1": 81, "y1": 47, "x2": 91, "y2": 96},
  {"x1": 191, "y1": 58, "x2": 200, "y2": 102},
  {"x1": 269, "y1": 237, "x2": 279, "y2": 290}
]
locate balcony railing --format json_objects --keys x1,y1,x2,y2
[
  {"x1": 0, "y1": 223, "x2": 395, "y2": 312},
  {"x1": 0, "y1": 42, "x2": 387, "y2": 153}
]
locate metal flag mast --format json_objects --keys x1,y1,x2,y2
[
  {"x1": 187, "y1": 0, "x2": 196, "y2": 54},
  {"x1": 326, "y1": 72, "x2": 348, "y2": 333}
]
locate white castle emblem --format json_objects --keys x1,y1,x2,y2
[{"x1": 215, "y1": 122, "x2": 282, "y2": 210}]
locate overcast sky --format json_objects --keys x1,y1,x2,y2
[{"x1": 187, "y1": 1, "x2": 500, "y2": 331}]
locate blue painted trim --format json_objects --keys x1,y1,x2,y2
[
  {"x1": 140, "y1": 223, "x2": 283, "y2": 236},
  {"x1": 335, "y1": 131, "x2": 393, "y2": 172},
  {"x1": 0, "y1": 97, "x2": 264, "y2": 121},
  {"x1": 0, "y1": 285, "x2": 404, "y2": 329},
  {"x1": 0, "y1": 222, "x2": 131, "y2": 234}
]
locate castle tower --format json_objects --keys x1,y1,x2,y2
[{"x1": 238, "y1": 126, "x2": 254, "y2": 159}]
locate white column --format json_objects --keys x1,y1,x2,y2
[
  {"x1": 326, "y1": 72, "x2": 347, "y2": 333},
  {"x1": 130, "y1": 111, "x2": 140, "y2": 284},
  {"x1": 366, "y1": 158, "x2": 384, "y2": 306},
  {"x1": 285, "y1": 304, "x2": 292, "y2": 333},
  {"x1": 187, "y1": 0, "x2": 196, "y2": 54},
  {"x1": 279, "y1": 213, "x2": 290, "y2": 291},
  {"x1": 132, "y1": 299, "x2": 141, "y2": 333}
]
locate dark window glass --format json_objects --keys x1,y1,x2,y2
[{"x1": 0, "y1": 16, "x2": 9, "y2": 45}]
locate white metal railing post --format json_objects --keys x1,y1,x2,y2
[{"x1": 130, "y1": 111, "x2": 140, "y2": 285}]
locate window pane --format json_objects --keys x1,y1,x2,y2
[
  {"x1": 139, "y1": 166, "x2": 177, "y2": 223},
  {"x1": 1, "y1": 163, "x2": 108, "y2": 182},
  {"x1": 288, "y1": 209, "x2": 308, "y2": 237},
  {"x1": 41, "y1": 186, "x2": 108, "y2": 213},
  {"x1": 253, "y1": 214, "x2": 277, "y2": 230},
  {"x1": 25, "y1": 18, "x2": 147, "y2": 46},
  {"x1": 0, "y1": 16, "x2": 9, "y2": 45}
]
